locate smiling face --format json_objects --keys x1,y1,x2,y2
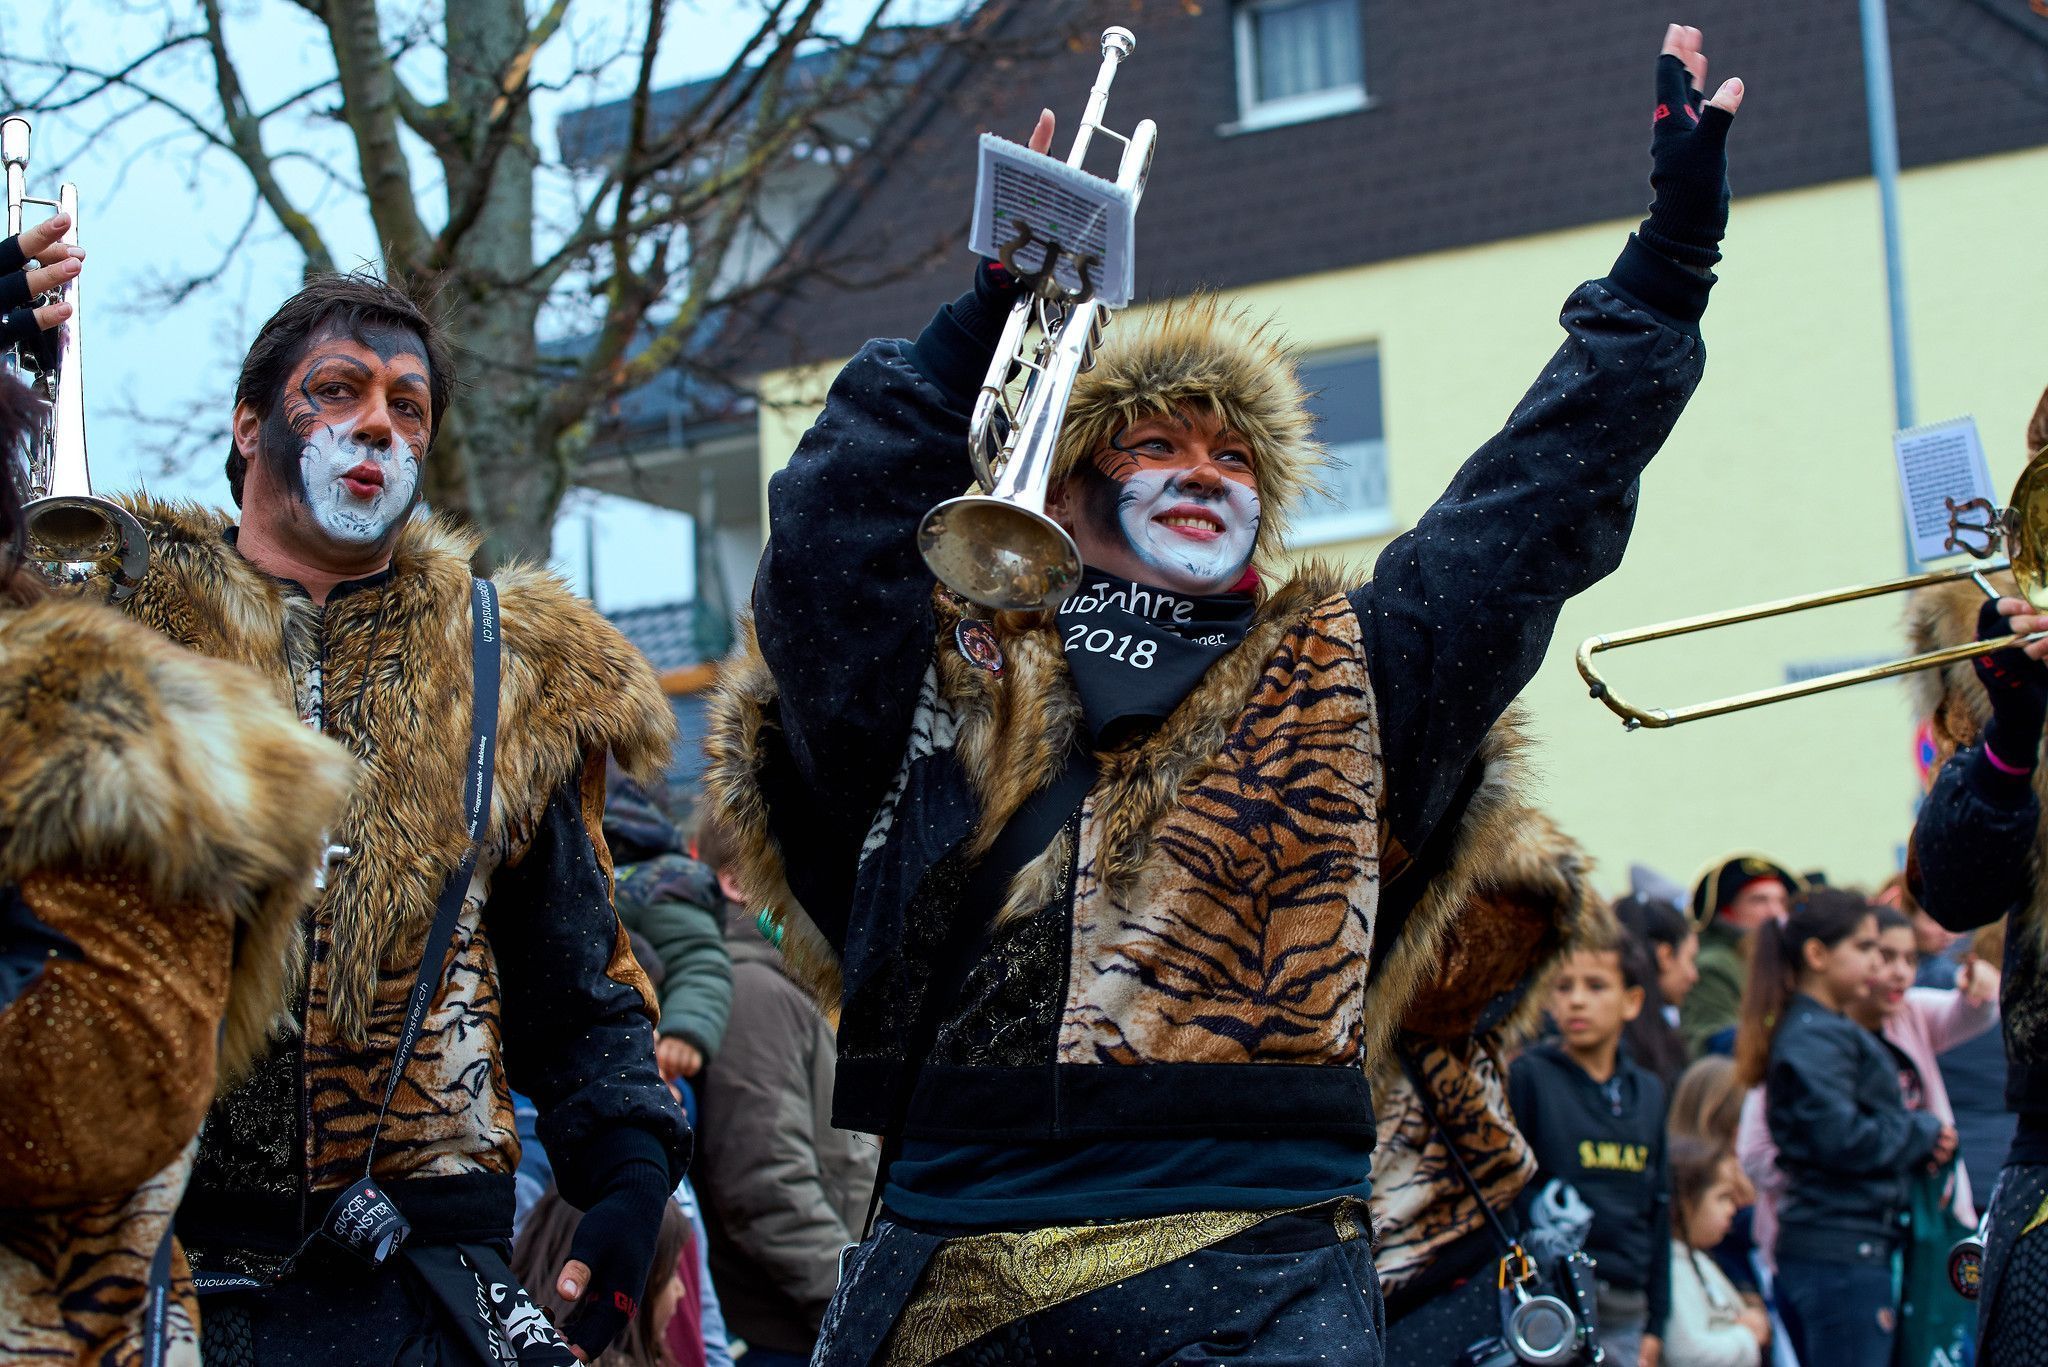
[
  {"x1": 238, "y1": 323, "x2": 432, "y2": 561},
  {"x1": 1049, "y1": 407, "x2": 1261, "y2": 596}
]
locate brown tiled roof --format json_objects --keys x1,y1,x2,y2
[{"x1": 730, "y1": 0, "x2": 2048, "y2": 373}]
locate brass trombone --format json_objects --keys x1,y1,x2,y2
[
  {"x1": 1578, "y1": 449, "x2": 2048, "y2": 729},
  {"x1": 2, "y1": 114, "x2": 148, "y2": 600}
]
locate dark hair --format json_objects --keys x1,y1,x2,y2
[
  {"x1": 224, "y1": 271, "x2": 454, "y2": 506},
  {"x1": 1668, "y1": 1134, "x2": 1736, "y2": 1245},
  {"x1": 1872, "y1": 904, "x2": 1911, "y2": 937},
  {"x1": 1615, "y1": 895, "x2": 1692, "y2": 955},
  {"x1": 1734, "y1": 887, "x2": 1878, "y2": 1085},
  {"x1": 1618, "y1": 924, "x2": 1689, "y2": 1089},
  {"x1": 510, "y1": 1189, "x2": 689, "y2": 1367}
]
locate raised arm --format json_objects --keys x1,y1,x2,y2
[{"x1": 1356, "y1": 28, "x2": 1742, "y2": 857}]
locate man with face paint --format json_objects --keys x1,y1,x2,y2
[
  {"x1": 82, "y1": 273, "x2": 690, "y2": 1366},
  {"x1": 711, "y1": 28, "x2": 1742, "y2": 1365}
]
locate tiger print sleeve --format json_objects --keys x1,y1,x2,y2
[{"x1": 1353, "y1": 236, "x2": 1709, "y2": 858}]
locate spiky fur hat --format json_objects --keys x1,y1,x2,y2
[{"x1": 1051, "y1": 294, "x2": 1327, "y2": 568}]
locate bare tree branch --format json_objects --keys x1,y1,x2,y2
[
  {"x1": 323, "y1": 0, "x2": 432, "y2": 271},
  {"x1": 198, "y1": 0, "x2": 335, "y2": 272}
]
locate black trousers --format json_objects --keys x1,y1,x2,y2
[
  {"x1": 819, "y1": 1205, "x2": 1385, "y2": 1367},
  {"x1": 1982, "y1": 1163, "x2": 2048, "y2": 1367},
  {"x1": 196, "y1": 1241, "x2": 574, "y2": 1366}
]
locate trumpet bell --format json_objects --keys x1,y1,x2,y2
[
  {"x1": 917, "y1": 494, "x2": 1081, "y2": 612},
  {"x1": 24, "y1": 492, "x2": 148, "y2": 600}
]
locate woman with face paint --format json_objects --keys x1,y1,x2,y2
[
  {"x1": 711, "y1": 26, "x2": 1745, "y2": 1366},
  {"x1": 55, "y1": 272, "x2": 691, "y2": 1367},
  {"x1": 0, "y1": 278, "x2": 354, "y2": 1366}
]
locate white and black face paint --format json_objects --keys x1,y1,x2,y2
[
  {"x1": 1107, "y1": 467, "x2": 1260, "y2": 596},
  {"x1": 297, "y1": 417, "x2": 421, "y2": 546}
]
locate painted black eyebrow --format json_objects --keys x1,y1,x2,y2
[
  {"x1": 389, "y1": 370, "x2": 430, "y2": 393},
  {"x1": 301, "y1": 352, "x2": 375, "y2": 381}
]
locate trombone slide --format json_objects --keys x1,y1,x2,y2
[{"x1": 1577, "y1": 562, "x2": 2044, "y2": 729}]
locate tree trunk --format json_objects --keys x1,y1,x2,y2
[{"x1": 433, "y1": 0, "x2": 553, "y2": 567}]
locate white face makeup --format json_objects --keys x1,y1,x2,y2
[
  {"x1": 1111, "y1": 467, "x2": 1260, "y2": 595},
  {"x1": 298, "y1": 418, "x2": 422, "y2": 546}
]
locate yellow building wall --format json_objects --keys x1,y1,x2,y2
[{"x1": 754, "y1": 145, "x2": 2048, "y2": 895}]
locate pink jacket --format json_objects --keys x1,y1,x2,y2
[{"x1": 1736, "y1": 986, "x2": 1997, "y2": 1267}]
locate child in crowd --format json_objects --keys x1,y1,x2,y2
[
  {"x1": 1510, "y1": 936, "x2": 1670, "y2": 1366},
  {"x1": 1616, "y1": 896, "x2": 1697, "y2": 1090},
  {"x1": 1734, "y1": 889, "x2": 1953, "y2": 1367},
  {"x1": 514, "y1": 1190, "x2": 696, "y2": 1367},
  {"x1": 1663, "y1": 1137, "x2": 1769, "y2": 1367}
]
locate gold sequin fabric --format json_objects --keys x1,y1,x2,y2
[{"x1": 879, "y1": 1201, "x2": 1371, "y2": 1366}]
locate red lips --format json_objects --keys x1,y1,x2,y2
[
  {"x1": 1153, "y1": 502, "x2": 1225, "y2": 541},
  {"x1": 340, "y1": 462, "x2": 385, "y2": 499}
]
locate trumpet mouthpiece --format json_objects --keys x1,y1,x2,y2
[
  {"x1": 1, "y1": 116, "x2": 27, "y2": 168},
  {"x1": 1101, "y1": 27, "x2": 1135, "y2": 60}
]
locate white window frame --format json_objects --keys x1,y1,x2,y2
[
  {"x1": 1289, "y1": 343, "x2": 1395, "y2": 547},
  {"x1": 1228, "y1": 0, "x2": 1370, "y2": 135}
]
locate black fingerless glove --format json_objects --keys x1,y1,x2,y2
[
  {"x1": 558, "y1": 1129, "x2": 673, "y2": 1359},
  {"x1": 1974, "y1": 598, "x2": 2048, "y2": 776},
  {"x1": 1640, "y1": 54, "x2": 1736, "y2": 271},
  {"x1": 0, "y1": 232, "x2": 59, "y2": 370}
]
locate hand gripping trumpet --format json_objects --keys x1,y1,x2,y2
[
  {"x1": 915, "y1": 27, "x2": 1157, "y2": 612},
  {"x1": 1577, "y1": 446, "x2": 2048, "y2": 729},
  {"x1": 2, "y1": 115, "x2": 148, "y2": 600}
]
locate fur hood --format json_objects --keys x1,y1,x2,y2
[
  {"x1": 1051, "y1": 295, "x2": 1327, "y2": 567},
  {"x1": 112, "y1": 496, "x2": 675, "y2": 1042},
  {"x1": 1906, "y1": 570, "x2": 2012, "y2": 765},
  {"x1": 0, "y1": 595, "x2": 355, "y2": 1084}
]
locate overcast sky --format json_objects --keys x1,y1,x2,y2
[{"x1": 3, "y1": 1, "x2": 895, "y2": 610}]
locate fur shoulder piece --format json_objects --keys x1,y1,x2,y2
[
  {"x1": 703, "y1": 614, "x2": 844, "y2": 1011},
  {"x1": 490, "y1": 550, "x2": 677, "y2": 793},
  {"x1": 1051, "y1": 294, "x2": 1327, "y2": 566},
  {"x1": 1905, "y1": 572, "x2": 2007, "y2": 760},
  {"x1": 1359, "y1": 706, "x2": 1612, "y2": 1077},
  {"x1": 0, "y1": 597, "x2": 356, "y2": 1081}
]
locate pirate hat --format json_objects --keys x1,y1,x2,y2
[{"x1": 1689, "y1": 852, "x2": 1801, "y2": 928}]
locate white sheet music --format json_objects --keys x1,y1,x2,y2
[
  {"x1": 1894, "y1": 416, "x2": 1998, "y2": 563},
  {"x1": 969, "y1": 134, "x2": 1135, "y2": 308}
]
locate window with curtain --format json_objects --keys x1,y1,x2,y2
[
  {"x1": 1234, "y1": 0, "x2": 1367, "y2": 129},
  {"x1": 1289, "y1": 346, "x2": 1392, "y2": 545}
]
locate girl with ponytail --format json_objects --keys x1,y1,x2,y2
[{"x1": 1734, "y1": 888, "x2": 1953, "y2": 1367}]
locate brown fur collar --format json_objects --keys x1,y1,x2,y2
[
  {"x1": 707, "y1": 561, "x2": 1513, "y2": 1018},
  {"x1": 1051, "y1": 295, "x2": 1327, "y2": 567},
  {"x1": 0, "y1": 596, "x2": 356, "y2": 1084},
  {"x1": 1366, "y1": 791, "x2": 1610, "y2": 1086},
  {"x1": 114, "y1": 496, "x2": 675, "y2": 1041}
]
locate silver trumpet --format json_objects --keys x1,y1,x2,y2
[
  {"x1": 3, "y1": 115, "x2": 148, "y2": 600},
  {"x1": 916, "y1": 27, "x2": 1157, "y2": 612}
]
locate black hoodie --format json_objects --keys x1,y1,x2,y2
[{"x1": 1509, "y1": 1040, "x2": 1670, "y2": 1333}]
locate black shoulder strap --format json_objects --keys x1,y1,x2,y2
[
  {"x1": 140, "y1": 1219, "x2": 174, "y2": 1367},
  {"x1": 362, "y1": 577, "x2": 502, "y2": 1177},
  {"x1": 1395, "y1": 1044, "x2": 1524, "y2": 1261}
]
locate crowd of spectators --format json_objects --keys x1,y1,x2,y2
[{"x1": 510, "y1": 758, "x2": 2001, "y2": 1367}]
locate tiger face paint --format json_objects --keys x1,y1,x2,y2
[
  {"x1": 258, "y1": 325, "x2": 431, "y2": 551},
  {"x1": 1059, "y1": 408, "x2": 1261, "y2": 597}
]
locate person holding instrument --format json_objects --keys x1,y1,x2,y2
[
  {"x1": 0, "y1": 214, "x2": 356, "y2": 1365},
  {"x1": 1907, "y1": 398, "x2": 2048, "y2": 1367},
  {"x1": 709, "y1": 24, "x2": 1744, "y2": 1364},
  {"x1": 2, "y1": 235, "x2": 693, "y2": 1358}
]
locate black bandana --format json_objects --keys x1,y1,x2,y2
[{"x1": 1057, "y1": 571, "x2": 1255, "y2": 742}]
